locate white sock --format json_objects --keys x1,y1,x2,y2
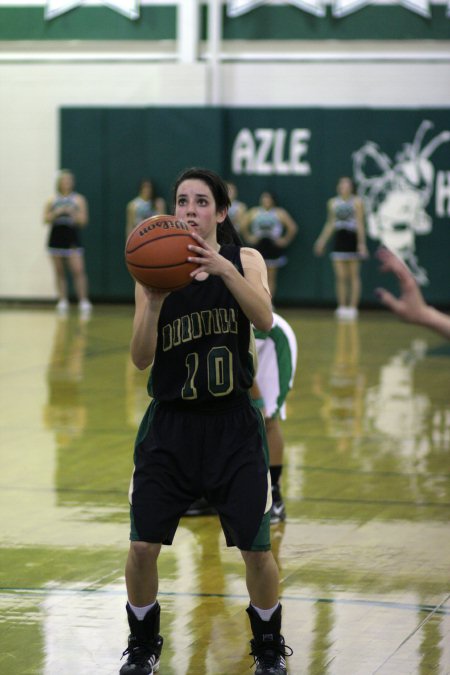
[
  {"x1": 251, "y1": 602, "x2": 280, "y2": 621},
  {"x1": 128, "y1": 601, "x2": 156, "y2": 621}
]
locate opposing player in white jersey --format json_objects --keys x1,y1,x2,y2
[{"x1": 252, "y1": 312, "x2": 298, "y2": 524}]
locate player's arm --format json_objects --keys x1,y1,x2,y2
[
  {"x1": 232, "y1": 247, "x2": 273, "y2": 331},
  {"x1": 187, "y1": 235, "x2": 272, "y2": 332},
  {"x1": 130, "y1": 283, "x2": 168, "y2": 369},
  {"x1": 313, "y1": 199, "x2": 335, "y2": 255}
]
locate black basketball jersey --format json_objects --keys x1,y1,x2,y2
[{"x1": 148, "y1": 245, "x2": 255, "y2": 409}]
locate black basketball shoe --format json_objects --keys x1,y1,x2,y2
[
  {"x1": 247, "y1": 603, "x2": 293, "y2": 675},
  {"x1": 270, "y1": 485, "x2": 286, "y2": 525},
  {"x1": 120, "y1": 602, "x2": 164, "y2": 675}
]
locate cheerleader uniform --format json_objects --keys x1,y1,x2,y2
[
  {"x1": 249, "y1": 208, "x2": 287, "y2": 269},
  {"x1": 47, "y1": 192, "x2": 83, "y2": 256},
  {"x1": 130, "y1": 197, "x2": 157, "y2": 229},
  {"x1": 330, "y1": 197, "x2": 360, "y2": 261}
]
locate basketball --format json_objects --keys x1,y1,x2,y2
[{"x1": 125, "y1": 214, "x2": 198, "y2": 291}]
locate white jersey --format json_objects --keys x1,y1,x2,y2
[{"x1": 253, "y1": 313, "x2": 298, "y2": 419}]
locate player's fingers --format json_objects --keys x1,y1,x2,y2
[
  {"x1": 187, "y1": 244, "x2": 205, "y2": 255},
  {"x1": 375, "y1": 287, "x2": 401, "y2": 312},
  {"x1": 189, "y1": 231, "x2": 208, "y2": 247}
]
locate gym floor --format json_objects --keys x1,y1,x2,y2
[{"x1": 0, "y1": 305, "x2": 449, "y2": 674}]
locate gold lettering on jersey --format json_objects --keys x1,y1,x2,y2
[
  {"x1": 162, "y1": 308, "x2": 238, "y2": 352},
  {"x1": 172, "y1": 318, "x2": 181, "y2": 346},
  {"x1": 191, "y1": 312, "x2": 202, "y2": 339},
  {"x1": 211, "y1": 309, "x2": 221, "y2": 334},
  {"x1": 181, "y1": 315, "x2": 192, "y2": 342}
]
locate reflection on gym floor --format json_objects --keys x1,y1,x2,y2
[{"x1": 0, "y1": 305, "x2": 449, "y2": 674}]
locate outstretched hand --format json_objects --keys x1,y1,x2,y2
[{"x1": 375, "y1": 247, "x2": 428, "y2": 324}]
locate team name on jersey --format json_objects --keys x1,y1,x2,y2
[{"x1": 162, "y1": 308, "x2": 238, "y2": 352}]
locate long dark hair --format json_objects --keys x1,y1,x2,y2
[{"x1": 173, "y1": 167, "x2": 243, "y2": 246}]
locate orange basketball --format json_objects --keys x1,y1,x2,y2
[{"x1": 125, "y1": 215, "x2": 198, "y2": 291}]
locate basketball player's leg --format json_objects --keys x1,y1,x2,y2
[
  {"x1": 241, "y1": 549, "x2": 291, "y2": 673},
  {"x1": 125, "y1": 541, "x2": 161, "y2": 606},
  {"x1": 265, "y1": 417, "x2": 284, "y2": 466},
  {"x1": 121, "y1": 544, "x2": 164, "y2": 674},
  {"x1": 241, "y1": 549, "x2": 279, "y2": 609}
]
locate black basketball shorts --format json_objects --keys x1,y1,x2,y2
[{"x1": 129, "y1": 397, "x2": 272, "y2": 551}]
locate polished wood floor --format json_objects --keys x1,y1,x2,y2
[{"x1": 0, "y1": 304, "x2": 449, "y2": 675}]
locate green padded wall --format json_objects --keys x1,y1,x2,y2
[{"x1": 61, "y1": 107, "x2": 450, "y2": 306}]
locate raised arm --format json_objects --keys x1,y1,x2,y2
[
  {"x1": 187, "y1": 234, "x2": 273, "y2": 332},
  {"x1": 375, "y1": 247, "x2": 450, "y2": 339},
  {"x1": 130, "y1": 283, "x2": 169, "y2": 369}
]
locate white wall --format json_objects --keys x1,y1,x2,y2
[
  {"x1": 1, "y1": 58, "x2": 449, "y2": 299},
  {"x1": 0, "y1": 62, "x2": 208, "y2": 299}
]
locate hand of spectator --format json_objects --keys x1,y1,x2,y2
[
  {"x1": 375, "y1": 246, "x2": 450, "y2": 339},
  {"x1": 375, "y1": 247, "x2": 428, "y2": 323}
]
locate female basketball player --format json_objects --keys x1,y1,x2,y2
[
  {"x1": 240, "y1": 191, "x2": 298, "y2": 298},
  {"x1": 43, "y1": 169, "x2": 92, "y2": 317},
  {"x1": 120, "y1": 168, "x2": 292, "y2": 675},
  {"x1": 314, "y1": 177, "x2": 367, "y2": 320},
  {"x1": 252, "y1": 312, "x2": 298, "y2": 525}
]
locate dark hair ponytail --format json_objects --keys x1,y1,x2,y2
[{"x1": 217, "y1": 217, "x2": 243, "y2": 246}]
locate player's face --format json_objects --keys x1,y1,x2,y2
[{"x1": 175, "y1": 179, "x2": 226, "y2": 242}]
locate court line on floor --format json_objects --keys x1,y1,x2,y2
[
  {"x1": 1, "y1": 587, "x2": 449, "y2": 615},
  {"x1": 297, "y1": 464, "x2": 450, "y2": 479},
  {"x1": 372, "y1": 592, "x2": 450, "y2": 672}
]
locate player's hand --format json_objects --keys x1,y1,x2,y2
[
  {"x1": 139, "y1": 283, "x2": 170, "y2": 302},
  {"x1": 187, "y1": 232, "x2": 232, "y2": 280}
]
